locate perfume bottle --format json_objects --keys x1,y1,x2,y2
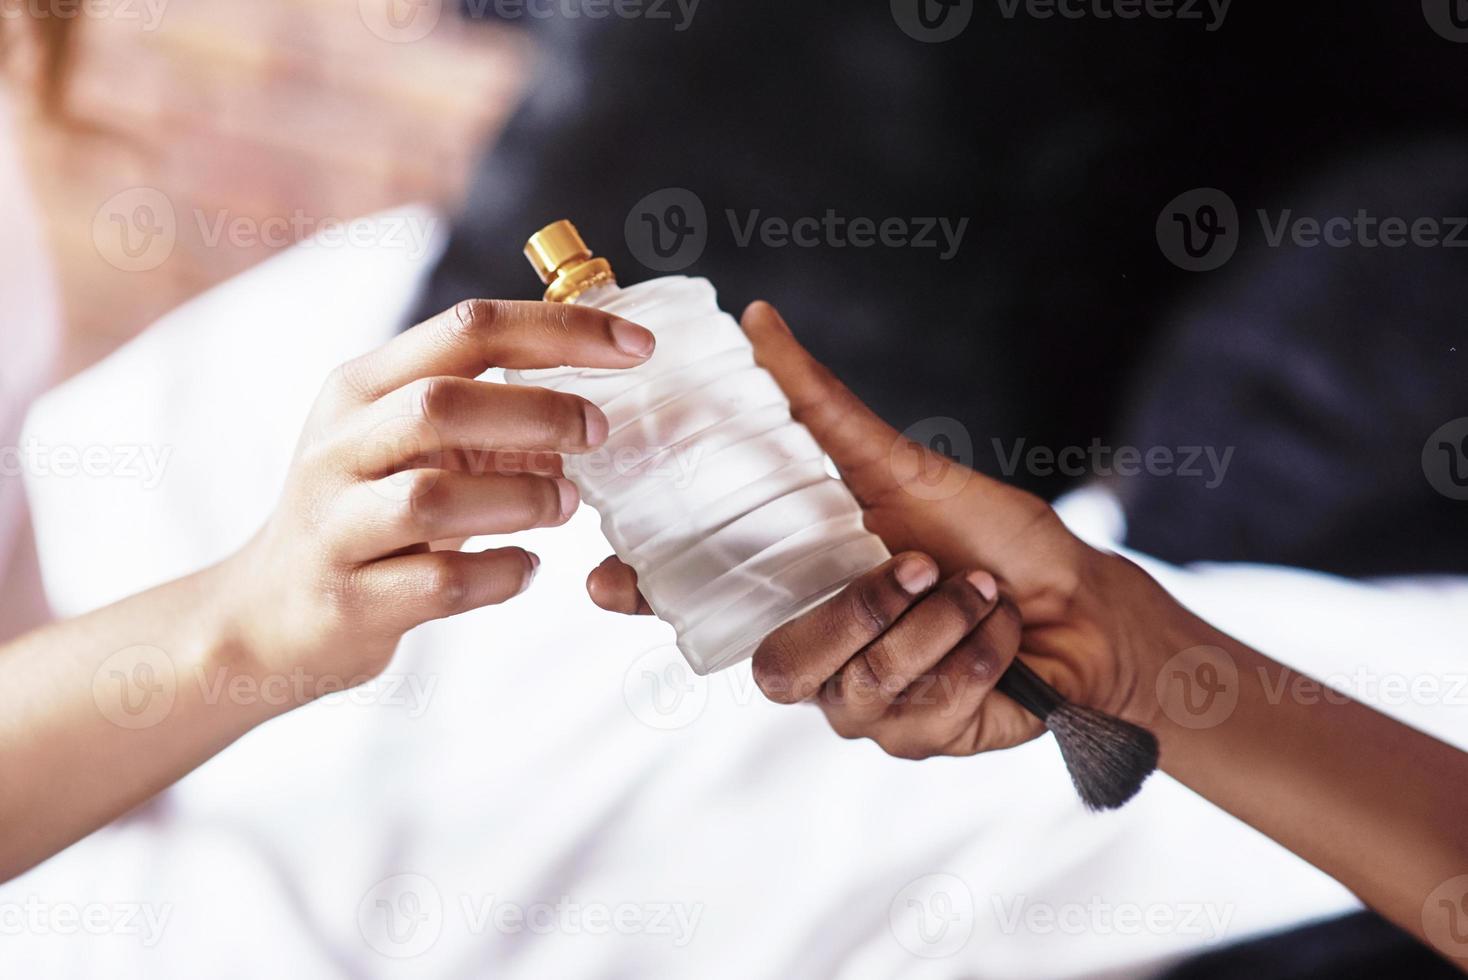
[{"x1": 508, "y1": 220, "x2": 891, "y2": 674}]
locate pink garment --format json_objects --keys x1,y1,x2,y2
[{"x1": 0, "y1": 90, "x2": 61, "y2": 576}]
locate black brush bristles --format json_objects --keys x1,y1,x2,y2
[{"x1": 996, "y1": 659, "x2": 1159, "y2": 812}]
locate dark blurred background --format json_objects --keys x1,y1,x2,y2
[{"x1": 415, "y1": 0, "x2": 1467, "y2": 579}]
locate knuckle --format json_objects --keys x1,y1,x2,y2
[
  {"x1": 410, "y1": 376, "x2": 458, "y2": 426},
  {"x1": 425, "y1": 561, "x2": 471, "y2": 613},
  {"x1": 534, "y1": 389, "x2": 588, "y2": 443},
  {"x1": 876, "y1": 733, "x2": 933, "y2": 762},
  {"x1": 962, "y1": 644, "x2": 1002, "y2": 683},
  {"x1": 545, "y1": 303, "x2": 580, "y2": 341},
  {"x1": 935, "y1": 579, "x2": 987, "y2": 632},
  {"x1": 534, "y1": 477, "x2": 564, "y2": 524},
  {"x1": 839, "y1": 575, "x2": 892, "y2": 651},
  {"x1": 993, "y1": 597, "x2": 1024, "y2": 636},
  {"x1": 327, "y1": 358, "x2": 374, "y2": 402},
  {"x1": 844, "y1": 578, "x2": 893, "y2": 638},
  {"x1": 826, "y1": 715, "x2": 866, "y2": 741},
  {"x1": 752, "y1": 640, "x2": 801, "y2": 704},
  {"x1": 399, "y1": 472, "x2": 446, "y2": 529},
  {"x1": 859, "y1": 641, "x2": 905, "y2": 691},
  {"x1": 975, "y1": 598, "x2": 1024, "y2": 658},
  {"x1": 450, "y1": 298, "x2": 498, "y2": 340},
  {"x1": 320, "y1": 567, "x2": 362, "y2": 619},
  {"x1": 294, "y1": 432, "x2": 338, "y2": 474}
]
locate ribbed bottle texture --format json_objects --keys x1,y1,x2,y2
[{"x1": 512, "y1": 226, "x2": 889, "y2": 673}]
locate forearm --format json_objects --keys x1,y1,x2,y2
[
  {"x1": 1108, "y1": 556, "x2": 1468, "y2": 956},
  {"x1": 0, "y1": 559, "x2": 280, "y2": 882}
]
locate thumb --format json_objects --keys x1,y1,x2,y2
[{"x1": 741, "y1": 301, "x2": 901, "y2": 503}]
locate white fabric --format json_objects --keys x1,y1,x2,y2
[
  {"x1": 10, "y1": 212, "x2": 1468, "y2": 978},
  {"x1": 0, "y1": 91, "x2": 61, "y2": 579}
]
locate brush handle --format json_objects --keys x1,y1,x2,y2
[{"x1": 995, "y1": 659, "x2": 1065, "y2": 722}]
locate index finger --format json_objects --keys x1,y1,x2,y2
[
  {"x1": 333, "y1": 300, "x2": 655, "y2": 401},
  {"x1": 751, "y1": 553, "x2": 939, "y2": 705}
]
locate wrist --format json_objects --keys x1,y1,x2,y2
[
  {"x1": 1077, "y1": 549, "x2": 1203, "y2": 730},
  {"x1": 205, "y1": 544, "x2": 307, "y2": 723}
]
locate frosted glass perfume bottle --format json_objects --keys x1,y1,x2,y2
[{"x1": 508, "y1": 221, "x2": 890, "y2": 674}]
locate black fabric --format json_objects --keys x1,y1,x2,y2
[
  {"x1": 1114, "y1": 139, "x2": 1468, "y2": 576},
  {"x1": 412, "y1": 2, "x2": 1466, "y2": 524},
  {"x1": 1158, "y1": 910, "x2": 1462, "y2": 980}
]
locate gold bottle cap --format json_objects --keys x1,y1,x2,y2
[{"x1": 524, "y1": 219, "x2": 616, "y2": 303}]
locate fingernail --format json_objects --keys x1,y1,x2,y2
[
  {"x1": 610, "y1": 319, "x2": 655, "y2": 358},
  {"x1": 583, "y1": 404, "x2": 609, "y2": 447},
  {"x1": 556, "y1": 479, "x2": 579, "y2": 520},
  {"x1": 895, "y1": 556, "x2": 937, "y2": 595},
  {"x1": 966, "y1": 570, "x2": 998, "y2": 603},
  {"x1": 518, "y1": 553, "x2": 540, "y2": 595}
]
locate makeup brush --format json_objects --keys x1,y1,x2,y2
[{"x1": 995, "y1": 659, "x2": 1159, "y2": 811}]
